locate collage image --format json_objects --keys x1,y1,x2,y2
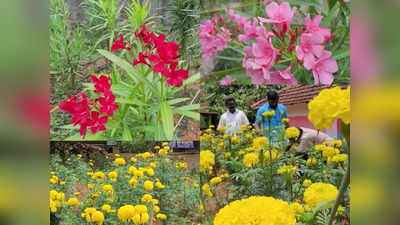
[{"x1": 49, "y1": 0, "x2": 350, "y2": 225}]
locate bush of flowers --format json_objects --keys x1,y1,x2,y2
[
  {"x1": 56, "y1": 1, "x2": 200, "y2": 141},
  {"x1": 49, "y1": 142, "x2": 200, "y2": 225},
  {"x1": 200, "y1": 86, "x2": 350, "y2": 225},
  {"x1": 200, "y1": 0, "x2": 350, "y2": 85}
]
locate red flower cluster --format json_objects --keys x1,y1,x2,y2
[
  {"x1": 112, "y1": 25, "x2": 189, "y2": 87},
  {"x1": 59, "y1": 75, "x2": 118, "y2": 137},
  {"x1": 111, "y1": 34, "x2": 131, "y2": 51}
]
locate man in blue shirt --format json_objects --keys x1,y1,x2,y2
[{"x1": 255, "y1": 90, "x2": 288, "y2": 141}]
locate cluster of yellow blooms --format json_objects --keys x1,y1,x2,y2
[
  {"x1": 82, "y1": 207, "x2": 104, "y2": 225},
  {"x1": 303, "y1": 182, "x2": 338, "y2": 208},
  {"x1": 213, "y1": 196, "x2": 296, "y2": 225},
  {"x1": 277, "y1": 165, "x2": 297, "y2": 175},
  {"x1": 202, "y1": 183, "x2": 213, "y2": 198},
  {"x1": 117, "y1": 204, "x2": 149, "y2": 224},
  {"x1": 175, "y1": 162, "x2": 188, "y2": 169},
  {"x1": 308, "y1": 86, "x2": 350, "y2": 130},
  {"x1": 252, "y1": 136, "x2": 269, "y2": 149},
  {"x1": 242, "y1": 152, "x2": 259, "y2": 168},
  {"x1": 306, "y1": 157, "x2": 317, "y2": 166},
  {"x1": 285, "y1": 127, "x2": 300, "y2": 139},
  {"x1": 314, "y1": 143, "x2": 348, "y2": 164},
  {"x1": 200, "y1": 150, "x2": 215, "y2": 173},
  {"x1": 50, "y1": 190, "x2": 65, "y2": 212},
  {"x1": 303, "y1": 179, "x2": 312, "y2": 187},
  {"x1": 264, "y1": 149, "x2": 279, "y2": 164},
  {"x1": 262, "y1": 110, "x2": 276, "y2": 118}
]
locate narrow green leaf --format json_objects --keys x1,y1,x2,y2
[
  {"x1": 175, "y1": 104, "x2": 200, "y2": 111},
  {"x1": 160, "y1": 101, "x2": 175, "y2": 139},
  {"x1": 167, "y1": 97, "x2": 190, "y2": 106},
  {"x1": 174, "y1": 109, "x2": 200, "y2": 120},
  {"x1": 122, "y1": 125, "x2": 133, "y2": 141}
]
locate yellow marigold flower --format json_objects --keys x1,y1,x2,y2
[
  {"x1": 91, "y1": 211, "x2": 104, "y2": 225},
  {"x1": 146, "y1": 168, "x2": 155, "y2": 176},
  {"x1": 50, "y1": 171, "x2": 55, "y2": 175},
  {"x1": 114, "y1": 157, "x2": 126, "y2": 166},
  {"x1": 149, "y1": 162, "x2": 156, "y2": 168},
  {"x1": 134, "y1": 170, "x2": 144, "y2": 178},
  {"x1": 135, "y1": 205, "x2": 147, "y2": 214},
  {"x1": 285, "y1": 127, "x2": 300, "y2": 139},
  {"x1": 87, "y1": 171, "x2": 94, "y2": 176},
  {"x1": 303, "y1": 183, "x2": 338, "y2": 208},
  {"x1": 264, "y1": 149, "x2": 279, "y2": 164},
  {"x1": 151, "y1": 199, "x2": 159, "y2": 205},
  {"x1": 323, "y1": 169, "x2": 328, "y2": 174},
  {"x1": 217, "y1": 126, "x2": 226, "y2": 133},
  {"x1": 156, "y1": 213, "x2": 167, "y2": 220},
  {"x1": 144, "y1": 180, "x2": 154, "y2": 191},
  {"x1": 101, "y1": 204, "x2": 111, "y2": 212},
  {"x1": 245, "y1": 133, "x2": 252, "y2": 139},
  {"x1": 162, "y1": 142, "x2": 169, "y2": 146},
  {"x1": 214, "y1": 196, "x2": 296, "y2": 225},
  {"x1": 336, "y1": 205, "x2": 345, "y2": 215},
  {"x1": 252, "y1": 136, "x2": 269, "y2": 149},
  {"x1": 163, "y1": 158, "x2": 170, "y2": 162},
  {"x1": 202, "y1": 184, "x2": 213, "y2": 198},
  {"x1": 303, "y1": 179, "x2": 312, "y2": 187},
  {"x1": 224, "y1": 152, "x2": 231, "y2": 158},
  {"x1": 129, "y1": 177, "x2": 138, "y2": 187},
  {"x1": 92, "y1": 171, "x2": 105, "y2": 180},
  {"x1": 289, "y1": 202, "x2": 304, "y2": 214},
  {"x1": 88, "y1": 184, "x2": 94, "y2": 189},
  {"x1": 193, "y1": 183, "x2": 199, "y2": 188},
  {"x1": 141, "y1": 194, "x2": 153, "y2": 203},
  {"x1": 238, "y1": 150, "x2": 245, "y2": 156},
  {"x1": 200, "y1": 150, "x2": 215, "y2": 173},
  {"x1": 73, "y1": 192, "x2": 80, "y2": 196},
  {"x1": 50, "y1": 175, "x2": 58, "y2": 184},
  {"x1": 231, "y1": 136, "x2": 240, "y2": 143},
  {"x1": 102, "y1": 184, "x2": 113, "y2": 193},
  {"x1": 108, "y1": 171, "x2": 118, "y2": 182},
  {"x1": 158, "y1": 148, "x2": 168, "y2": 156},
  {"x1": 331, "y1": 154, "x2": 348, "y2": 163},
  {"x1": 242, "y1": 152, "x2": 259, "y2": 168},
  {"x1": 331, "y1": 140, "x2": 342, "y2": 148},
  {"x1": 308, "y1": 86, "x2": 350, "y2": 130},
  {"x1": 66, "y1": 197, "x2": 80, "y2": 206},
  {"x1": 277, "y1": 165, "x2": 297, "y2": 175},
  {"x1": 77, "y1": 154, "x2": 82, "y2": 159},
  {"x1": 59, "y1": 181, "x2": 65, "y2": 185},
  {"x1": 130, "y1": 157, "x2": 137, "y2": 163},
  {"x1": 140, "y1": 212, "x2": 150, "y2": 223},
  {"x1": 306, "y1": 157, "x2": 317, "y2": 166},
  {"x1": 154, "y1": 205, "x2": 160, "y2": 213},
  {"x1": 117, "y1": 205, "x2": 136, "y2": 222},
  {"x1": 83, "y1": 207, "x2": 97, "y2": 221},
  {"x1": 314, "y1": 144, "x2": 325, "y2": 151},
  {"x1": 210, "y1": 177, "x2": 222, "y2": 185},
  {"x1": 155, "y1": 181, "x2": 165, "y2": 189},
  {"x1": 282, "y1": 118, "x2": 289, "y2": 123},
  {"x1": 262, "y1": 110, "x2": 275, "y2": 118},
  {"x1": 127, "y1": 166, "x2": 137, "y2": 175}
]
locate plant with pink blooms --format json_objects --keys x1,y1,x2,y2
[{"x1": 200, "y1": 0, "x2": 350, "y2": 85}]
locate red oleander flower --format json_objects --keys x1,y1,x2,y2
[
  {"x1": 132, "y1": 25, "x2": 189, "y2": 87},
  {"x1": 111, "y1": 34, "x2": 130, "y2": 51},
  {"x1": 59, "y1": 75, "x2": 119, "y2": 138}
]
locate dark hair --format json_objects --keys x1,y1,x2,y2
[
  {"x1": 267, "y1": 90, "x2": 279, "y2": 100},
  {"x1": 225, "y1": 96, "x2": 235, "y2": 104}
]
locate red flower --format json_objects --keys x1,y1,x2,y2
[
  {"x1": 111, "y1": 34, "x2": 130, "y2": 51},
  {"x1": 89, "y1": 111, "x2": 108, "y2": 134},
  {"x1": 133, "y1": 52, "x2": 150, "y2": 66},
  {"x1": 98, "y1": 93, "x2": 119, "y2": 116},
  {"x1": 91, "y1": 75, "x2": 111, "y2": 94},
  {"x1": 134, "y1": 24, "x2": 152, "y2": 45},
  {"x1": 59, "y1": 93, "x2": 92, "y2": 137}
]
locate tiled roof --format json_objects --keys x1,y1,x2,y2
[{"x1": 251, "y1": 85, "x2": 346, "y2": 110}]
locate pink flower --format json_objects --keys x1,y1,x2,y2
[
  {"x1": 220, "y1": 75, "x2": 232, "y2": 86},
  {"x1": 238, "y1": 19, "x2": 273, "y2": 42},
  {"x1": 268, "y1": 65, "x2": 298, "y2": 85},
  {"x1": 311, "y1": 51, "x2": 338, "y2": 85},
  {"x1": 242, "y1": 37, "x2": 277, "y2": 84},
  {"x1": 344, "y1": 0, "x2": 350, "y2": 2},
  {"x1": 200, "y1": 20, "x2": 230, "y2": 60},
  {"x1": 259, "y1": 2, "x2": 295, "y2": 26},
  {"x1": 304, "y1": 14, "x2": 331, "y2": 40},
  {"x1": 296, "y1": 33, "x2": 325, "y2": 69},
  {"x1": 226, "y1": 9, "x2": 249, "y2": 28}
]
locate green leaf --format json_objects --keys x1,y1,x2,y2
[
  {"x1": 122, "y1": 125, "x2": 133, "y2": 141},
  {"x1": 333, "y1": 49, "x2": 350, "y2": 60},
  {"x1": 160, "y1": 101, "x2": 175, "y2": 139},
  {"x1": 97, "y1": 49, "x2": 159, "y2": 95},
  {"x1": 174, "y1": 109, "x2": 200, "y2": 120},
  {"x1": 115, "y1": 98, "x2": 146, "y2": 106},
  {"x1": 328, "y1": 0, "x2": 339, "y2": 10},
  {"x1": 167, "y1": 97, "x2": 190, "y2": 106},
  {"x1": 175, "y1": 104, "x2": 200, "y2": 111}
]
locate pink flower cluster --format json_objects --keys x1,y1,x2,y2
[
  {"x1": 200, "y1": 1, "x2": 340, "y2": 85},
  {"x1": 200, "y1": 16, "x2": 231, "y2": 60},
  {"x1": 59, "y1": 75, "x2": 118, "y2": 137},
  {"x1": 111, "y1": 25, "x2": 189, "y2": 87}
]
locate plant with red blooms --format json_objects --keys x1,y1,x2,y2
[
  {"x1": 200, "y1": 0, "x2": 349, "y2": 85},
  {"x1": 59, "y1": 75, "x2": 118, "y2": 138}
]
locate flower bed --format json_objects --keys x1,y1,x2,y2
[{"x1": 50, "y1": 142, "x2": 200, "y2": 225}]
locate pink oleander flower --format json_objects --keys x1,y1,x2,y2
[
  {"x1": 220, "y1": 75, "x2": 232, "y2": 86},
  {"x1": 344, "y1": 0, "x2": 350, "y2": 2},
  {"x1": 304, "y1": 14, "x2": 331, "y2": 40},
  {"x1": 238, "y1": 19, "x2": 272, "y2": 42},
  {"x1": 200, "y1": 20, "x2": 230, "y2": 60},
  {"x1": 269, "y1": 65, "x2": 298, "y2": 85},
  {"x1": 242, "y1": 37, "x2": 277, "y2": 84},
  {"x1": 259, "y1": 2, "x2": 295, "y2": 27},
  {"x1": 226, "y1": 9, "x2": 249, "y2": 28},
  {"x1": 311, "y1": 51, "x2": 338, "y2": 85},
  {"x1": 296, "y1": 33, "x2": 325, "y2": 69}
]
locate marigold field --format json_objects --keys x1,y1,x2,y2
[
  {"x1": 200, "y1": 86, "x2": 350, "y2": 225},
  {"x1": 50, "y1": 143, "x2": 200, "y2": 225}
]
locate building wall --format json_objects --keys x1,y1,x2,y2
[{"x1": 285, "y1": 103, "x2": 340, "y2": 138}]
